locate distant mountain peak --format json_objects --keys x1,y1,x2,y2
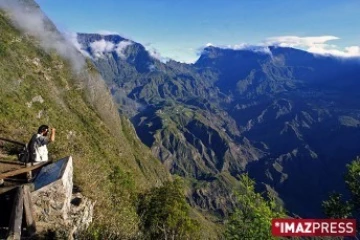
[
  {"x1": 76, "y1": 33, "x2": 135, "y2": 60},
  {"x1": 201, "y1": 44, "x2": 273, "y2": 57},
  {"x1": 75, "y1": 32, "x2": 173, "y2": 66},
  {"x1": 196, "y1": 44, "x2": 360, "y2": 68},
  {"x1": 200, "y1": 44, "x2": 360, "y2": 64}
]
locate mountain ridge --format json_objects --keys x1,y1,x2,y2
[{"x1": 76, "y1": 32, "x2": 360, "y2": 218}]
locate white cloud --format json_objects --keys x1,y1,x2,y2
[
  {"x1": 90, "y1": 39, "x2": 115, "y2": 58},
  {"x1": 66, "y1": 32, "x2": 134, "y2": 60},
  {"x1": 77, "y1": 38, "x2": 134, "y2": 59},
  {"x1": 264, "y1": 36, "x2": 339, "y2": 48},
  {"x1": 64, "y1": 32, "x2": 92, "y2": 58},
  {"x1": 145, "y1": 46, "x2": 170, "y2": 63},
  {"x1": 201, "y1": 43, "x2": 272, "y2": 55},
  {"x1": 345, "y1": 46, "x2": 360, "y2": 55},
  {"x1": 115, "y1": 41, "x2": 133, "y2": 59},
  {"x1": 0, "y1": 0, "x2": 86, "y2": 72},
  {"x1": 199, "y1": 36, "x2": 360, "y2": 59},
  {"x1": 264, "y1": 36, "x2": 360, "y2": 58}
]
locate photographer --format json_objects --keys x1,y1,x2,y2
[{"x1": 28, "y1": 125, "x2": 56, "y2": 164}]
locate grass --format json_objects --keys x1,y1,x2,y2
[
  {"x1": 0, "y1": 10, "x2": 225, "y2": 239},
  {"x1": 0, "y1": 11, "x2": 170, "y2": 238}
]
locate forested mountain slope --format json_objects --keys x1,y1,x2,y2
[{"x1": 78, "y1": 33, "x2": 360, "y2": 218}]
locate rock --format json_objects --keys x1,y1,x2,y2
[
  {"x1": 26, "y1": 95, "x2": 44, "y2": 108},
  {"x1": 69, "y1": 193, "x2": 95, "y2": 238},
  {"x1": 30, "y1": 157, "x2": 94, "y2": 238}
]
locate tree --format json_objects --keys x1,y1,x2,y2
[
  {"x1": 322, "y1": 193, "x2": 352, "y2": 218},
  {"x1": 322, "y1": 157, "x2": 360, "y2": 238},
  {"x1": 344, "y1": 157, "x2": 360, "y2": 211},
  {"x1": 322, "y1": 157, "x2": 360, "y2": 218},
  {"x1": 137, "y1": 177, "x2": 200, "y2": 240},
  {"x1": 224, "y1": 173, "x2": 285, "y2": 240}
]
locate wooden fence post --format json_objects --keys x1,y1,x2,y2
[
  {"x1": 7, "y1": 186, "x2": 24, "y2": 240},
  {"x1": 23, "y1": 185, "x2": 36, "y2": 236}
]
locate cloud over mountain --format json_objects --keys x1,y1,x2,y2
[
  {"x1": 0, "y1": 0, "x2": 86, "y2": 72},
  {"x1": 264, "y1": 35, "x2": 360, "y2": 58},
  {"x1": 71, "y1": 34, "x2": 134, "y2": 60},
  {"x1": 264, "y1": 36, "x2": 339, "y2": 47},
  {"x1": 202, "y1": 36, "x2": 360, "y2": 59},
  {"x1": 90, "y1": 39, "x2": 115, "y2": 58},
  {"x1": 89, "y1": 39, "x2": 134, "y2": 59},
  {"x1": 64, "y1": 32, "x2": 92, "y2": 58},
  {"x1": 143, "y1": 44, "x2": 170, "y2": 63},
  {"x1": 72, "y1": 31, "x2": 360, "y2": 64},
  {"x1": 202, "y1": 42, "x2": 272, "y2": 55},
  {"x1": 115, "y1": 41, "x2": 133, "y2": 59}
]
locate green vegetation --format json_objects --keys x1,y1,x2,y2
[
  {"x1": 3, "y1": 6, "x2": 337, "y2": 239},
  {"x1": 224, "y1": 173, "x2": 285, "y2": 240},
  {"x1": 77, "y1": 16, "x2": 360, "y2": 235},
  {"x1": 0, "y1": 10, "x2": 170, "y2": 238},
  {"x1": 322, "y1": 193, "x2": 352, "y2": 219},
  {"x1": 137, "y1": 177, "x2": 200, "y2": 240},
  {"x1": 0, "y1": 9, "x2": 221, "y2": 239},
  {"x1": 322, "y1": 157, "x2": 360, "y2": 220}
]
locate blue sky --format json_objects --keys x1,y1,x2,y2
[{"x1": 35, "y1": 0, "x2": 360, "y2": 63}]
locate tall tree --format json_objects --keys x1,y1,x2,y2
[
  {"x1": 322, "y1": 193, "x2": 352, "y2": 219},
  {"x1": 344, "y1": 157, "x2": 360, "y2": 211},
  {"x1": 137, "y1": 177, "x2": 200, "y2": 240},
  {"x1": 322, "y1": 157, "x2": 360, "y2": 239},
  {"x1": 323, "y1": 157, "x2": 360, "y2": 218},
  {"x1": 224, "y1": 173, "x2": 285, "y2": 240}
]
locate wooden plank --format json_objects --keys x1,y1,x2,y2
[
  {"x1": 0, "y1": 160, "x2": 23, "y2": 166},
  {"x1": 0, "y1": 162, "x2": 49, "y2": 180},
  {"x1": 0, "y1": 186, "x2": 18, "y2": 195},
  {"x1": 0, "y1": 162, "x2": 22, "y2": 175},
  {"x1": 23, "y1": 185, "x2": 36, "y2": 236},
  {"x1": 0, "y1": 137, "x2": 25, "y2": 147},
  {"x1": 7, "y1": 186, "x2": 24, "y2": 240}
]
